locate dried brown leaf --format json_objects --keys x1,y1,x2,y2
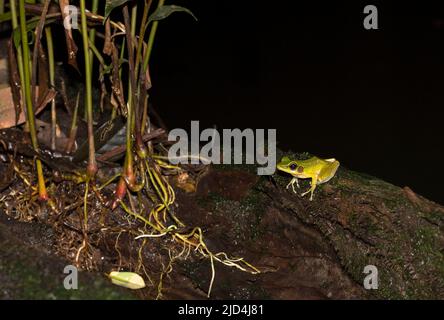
[
  {"x1": 0, "y1": 86, "x2": 55, "y2": 129},
  {"x1": 103, "y1": 19, "x2": 113, "y2": 56},
  {"x1": 7, "y1": 39, "x2": 22, "y2": 126},
  {"x1": 59, "y1": 0, "x2": 79, "y2": 71}
]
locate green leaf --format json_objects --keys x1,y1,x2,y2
[
  {"x1": 13, "y1": 17, "x2": 56, "y2": 49},
  {"x1": 147, "y1": 5, "x2": 197, "y2": 26},
  {"x1": 0, "y1": 12, "x2": 12, "y2": 23},
  {"x1": 104, "y1": 0, "x2": 131, "y2": 20},
  {"x1": 13, "y1": 27, "x2": 31, "y2": 49},
  {"x1": 108, "y1": 271, "x2": 146, "y2": 290}
]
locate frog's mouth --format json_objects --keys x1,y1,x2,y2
[{"x1": 276, "y1": 164, "x2": 291, "y2": 173}]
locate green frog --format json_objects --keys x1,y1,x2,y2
[{"x1": 277, "y1": 156, "x2": 340, "y2": 201}]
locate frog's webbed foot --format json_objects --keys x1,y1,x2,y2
[
  {"x1": 286, "y1": 177, "x2": 299, "y2": 193},
  {"x1": 301, "y1": 188, "x2": 313, "y2": 200},
  {"x1": 301, "y1": 177, "x2": 318, "y2": 201}
]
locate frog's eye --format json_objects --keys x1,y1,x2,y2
[{"x1": 289, "y1": 163, "x2": 298, "y2": 171}]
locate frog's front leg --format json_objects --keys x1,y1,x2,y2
[
  {"x1": 301, "y1": 176, "x2": 318, "y2": 201},
  {"x1": 286, "y1": 177, "x2": 299, "y2": 193}
]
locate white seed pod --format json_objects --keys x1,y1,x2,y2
[{"x1": 108, "y1": 271, "x2": 146, "y2": 290}]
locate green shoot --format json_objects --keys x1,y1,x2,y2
[
  {"x1": 18, "y1": 0, "x2": 48, "y2": 200},
  {"x1": 80, "y1": 0, "x2": 97, "y2": 178}
]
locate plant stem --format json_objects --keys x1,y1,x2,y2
[
  {"x1": 31, "y1": 0, "x2": 50, "y2": 107},
  {"x1": 65, "y1": 91, "x2": 80, "y2": 154},
  {"x1": 123, "y1": 5, "x2": 146, "y2": 158},
  {"x1": 18, "y1": 0, "x2": 48, "y2": 200},
  {"x1": 135, "y1": 0, "x2": 152, "y2": 77},
  {"x1": 84, "y1": 0, "x2": 98, "y2": 121},
  {"x1": 140, "y1": 0, "x2": 164, "y2": 137},
  {"x1": 45, "y1": 26, "x2": 56, "y2": 150},
  {"x1": 122, "y1": 96, "x2": 134, "y2": 190},
  {"x1": 111, "y1": 40, "x2": 127, "y2": 120},
  {"x1": 136, "y1": 1, "x2": 153, "y2": 136},
  {"x1": 122, "y1": 5, "x2": 137, "y2": 187},
  {"x1": 10, "y1": 0, "x2": 26, "y2": 127},
  {"x1": 80, "y1": 0, "x2": 97, "y2": 178},
  {"x1": 88, "y1": 0, "x2": 99, "y2": 70},
  {"x1": 142, "y1": 0, "x2": 165, "y2": 73},
  {"x1": 131, "y1": 4, "x2": 138, "y2": 37},
  {"x1": 78, "y1": 28, "x2": 106, "y2": 67}
]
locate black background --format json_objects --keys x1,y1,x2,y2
[
  {"x1": 0, "y1": 299, "x2": 429, "y2": 319},
  {"x1": 148, "y1": 0, "x2": 444, "y2": 204}
]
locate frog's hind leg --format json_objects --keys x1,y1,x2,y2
[
  {"x1": 301, "y1": 176, "x2": 318, "y2": 201},
  {"x1": 286, "y1": 177, "x2": 299, "y2": 193},
  {"x1": 319, "y1": 160, "x2": 340, "y2": 184}
]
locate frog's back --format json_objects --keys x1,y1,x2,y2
[
  {"x1": 297, "y1": 156, "x2": 326, "y2": 174},
  {"x1": 297, "y1": 156, "x2": 325, "y2": 167}
]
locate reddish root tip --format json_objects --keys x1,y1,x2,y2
[
  {"x1": 87, "y1": 162, "x2": 98, "y2": 178},
  {"x1": 39, "y1": 192, "x2": 49, "y2": 202},
  {"x1": 112, "y1": 177, "x2": 127, "y2": 210}
]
